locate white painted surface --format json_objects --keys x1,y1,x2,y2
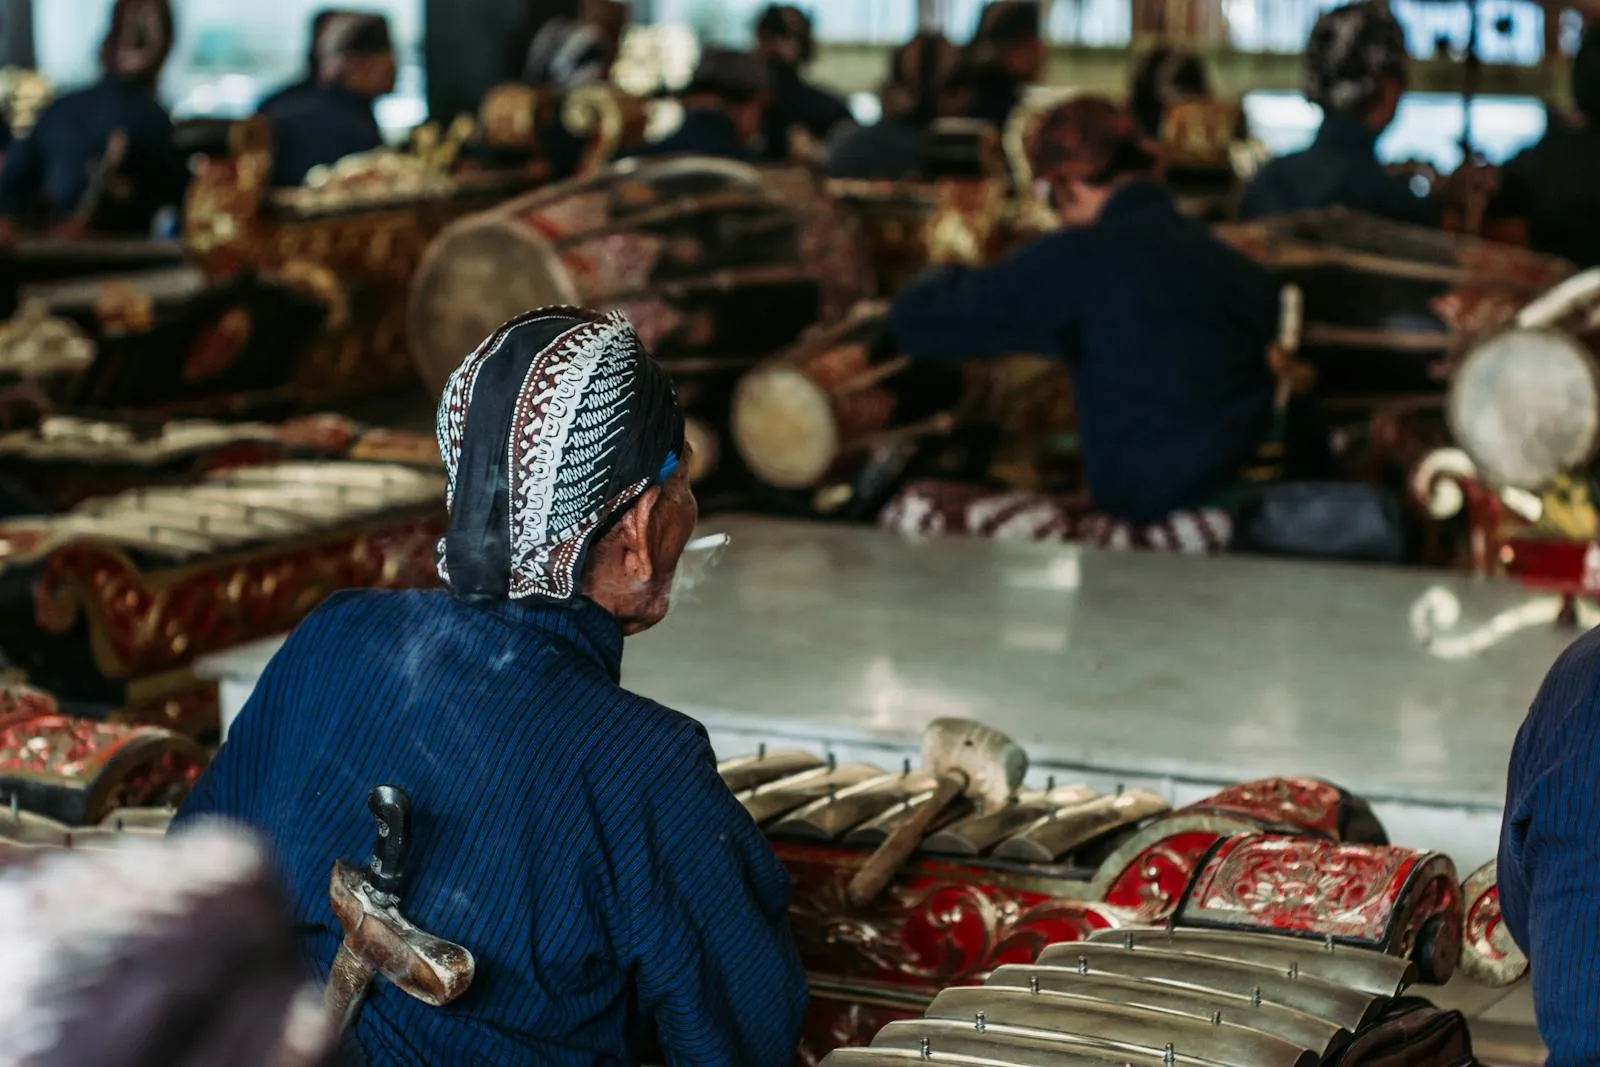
[{"x1": 198, "y1": 515, "x2": 1578, "y2": 865}]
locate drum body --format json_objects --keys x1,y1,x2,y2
[
  {"x1": 407, "y1": 157, "x2": 868, "y2": 395},
  {"x1": 731, "y1": 302, "x2": 971, "y2": 493}
]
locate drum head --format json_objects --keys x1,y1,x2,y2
[
  {"x1": 407, "y1": 214, "x2": 578, "y2": 395},
  {"x1": 732, "y1": 366, "x2": 838, "y2": 490},
  {"x1": 1448, "y1": 327, "x2": 1600, "y2": 489}
]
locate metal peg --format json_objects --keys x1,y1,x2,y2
[
  {"x1": 1029, "y1": 975, "x2": 1040, "y2": 995},
  {"x1": 826, "y1": 785, "x2": 837, "y2": 802},
  {"x1": 1123, "y1": 932, "x2": 1134, "y2": 950},
  {"x1": 1250, "y1": 986, "x2": 1262, "y2": 1007},
  {"x1": 1287, "y1": 962, "x2": 1299, "y2": 980},
  {"x1": 974, "y1": 1011, "x2": 986, "y2": 1033},
  {"x1": 758, "y1": 742, "x2": 767, "y2": 760},
  {"x1": 8, "y1": 793, "x2": 16, "y2": 819},
  {"x1": 1047, "y1": 774, "x2": 1056, "y2": 791},
  {"x1": 903, "y1": 757, "x2": 912, "y2": 776},
  {"x1": 1324, "y1": 934, "x2": 1336, "y2": 953},
  {"x1": 1211, "y1": 1010, "x2": 1222, "y2": 1027},
  {"x1": 1163, "y1": 1044, "x2": 1175, "y2": 1067},
  {"x1": 920, "y1": 1037, "x2": 932, "y2": 1061},
  {"x1": 826, "y1": 752, "x2": 837, "y2": 772},
  {"x1": 1076, "y1": 955, "x2": 1089, "y2": 975},
  {"x1": 1116, "y1": 781, "x2": 1125, "y2": 795}
]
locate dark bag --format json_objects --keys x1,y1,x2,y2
[
  {"x1": 1329, "y1": 996, "x2": 1477, "y2": 1067},
  {"x1": 1231, "y1": 481, "x2": 1405, "y2": 564}
]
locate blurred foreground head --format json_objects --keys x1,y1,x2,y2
[
  {"x1": 1027, "y1": 95, "x2": 1160, "y2": 226},
  {"x1": 0, "y1": 825, "x2": 338, "y2": 1067},
  {"x1": 434, "y1": 307, "x2": 694, "y2": 634}
]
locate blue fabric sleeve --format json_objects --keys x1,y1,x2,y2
[
  {"x1": 615, "y1": 724, "x2": 807, "y2": 1067},
  {"x1": 887, "y1": 236, "x2": 1076, "y2": 362},
  {"x1": 1499, "y1": 629, "x2": 1600, "y2": 1067}
]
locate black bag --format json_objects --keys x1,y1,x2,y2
[
  {"x1": 1231, "y1": 481, "x2": 1406, "y2": 564},
  {"x1": 1329, "y1": 996, "x2": 1478, "y2": 1067}
]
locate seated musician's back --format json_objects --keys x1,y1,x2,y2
[
  {"x1": 176, "y1": 310, "x2": 807, "y2": 1067},
  {"x1": 0, "y1": 0, "x2": 187, "y2": 237},
  {"x1": 888, "y1": 96, "x2": 1278, "y2": 525},
  {"x1": 264, "y1": 13, "x2": 395, "y2": 188},
  {"x1": 624, "y1": 49, "x2": 768, "y2": 163},
  {"x1": 1239, "y1": 1, "x2": 1439, "y2": 227}
]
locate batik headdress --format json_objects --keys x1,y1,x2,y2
[
  {"x1": 435, "y1": 307, "x2": 685, "y2": 603},
  {"x1": 1305, "y1": 1, "x2": 1408, "y2": 116}
]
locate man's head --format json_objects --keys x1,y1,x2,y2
[
  {"x1": 99, "y1": 0, "x2": 174, "y2": 88},
  {"x1": 754, "y1": 4, "x2": 815, "y2": 68},
  {"x1": 971, "y1": 1, "x2": 1044, "y2": 84},
  {"x1": 1574, "y1": 26, "x2": 1600, "y2": 126},
  {"x1": 1027, "y1": 95, "x2": 1159, "y2": 227},
  {"x1": 1305, "y1": 1, "x2": 1409, "y2": 132},
  {"x1": 435, "y1": 307, "x2": 694, "y2": 635},
  {"x1": 317, "y1": 12, "x2": 397, "y2": 100},
  {"x1": 304, "y1": 9, "x2": 344, "y2": 79},
  {"x1": 682, "y1": 48, "x2": 770, "y2": 142},
  {"x1": 881, "y1": 32, "x2": 963, "y2": 124},
  {"x1": 1128, "y1": 46, "x2": 1211, "y2": 137}
]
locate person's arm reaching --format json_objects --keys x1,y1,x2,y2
[
  {"x1": 887, "y1": 234, "x2": 1077, "y2": 362},
  {"x1": 1499, "y1": 632, "x2": 1600, "y2": 1067},
  {"x1": 615, "y1": 722, "x2": 807, "y2": 1067}
]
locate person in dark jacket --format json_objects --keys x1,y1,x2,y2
[
  {"x1": 624, "y1": 49, "x2": 768, "y2": 162},
  {"x1": 174, "y1": 307, "x2": 807, "y2": 1067},
  {"x1": 522, "y1": 0, "x2": 630, "y2": 179},
  {"x1": 1128, "y1": 45, "x2": 1211, "y2": 140},
  {"x1": 753, "y1": 4, "x2": 852, "y2": 160},
  {"x1": 0, "y1": 0, "x2": 187, "y2": 238},
  {"x1": 265, "y1": 12, "x2": 395, "y2": 188},
  {"x1": 827, "y1": 32, "x2": 969, "y2": 181},
  {"x1": 1488, "y1": 26, "x2": 1600, "y2": 267},
  {"x1": 256, "y1": 8, "x2": 343, "y2": 118},
  {"x1": 964, "y1": 0, "x2": 1045, "y2": 131},
  {"x1": 1239, "y1": 0, "x2": 1437, "y2": 225},
  {"x1": 888, "y1": 97, "x2": 1279, "y2": 525}
]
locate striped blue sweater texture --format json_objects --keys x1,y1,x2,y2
[{"x1": 176, "y1": 589, "x2": 808, "y2": 1067}]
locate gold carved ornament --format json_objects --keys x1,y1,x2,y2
[
  {"x1": 562, "y1": 84, "x2": 648, "y2": 175},
  {"x1": 0, "y1": 67, "x2": 52, "y2": 137},
  {"x1": 480, "y1": 83, "x2": 545, "y2": 151}
]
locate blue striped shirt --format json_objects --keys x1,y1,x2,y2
[
  {"x1": 176, "y1": 589, "x2": 807, "y2": 1067},
  {"x1": 1500, "y1": 626, "x2": 1600, "y2": 1067}
]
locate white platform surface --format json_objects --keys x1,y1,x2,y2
[{"x1": 199, "y1": 515, "x2": 1587, "y2": 871}]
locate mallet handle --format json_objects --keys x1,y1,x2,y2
[{"x1": 847, "y1": 774, "x2": 964, "y2": 908}]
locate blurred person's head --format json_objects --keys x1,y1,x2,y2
[
  {"x1": 681, "y1": 49, "x2": 770, "y2": 144},
  {"x1": 1128, "y1": 46, "x2": 1211, "y2": 138},
  {"x1": 881, "y1": 32, "x2": 963, "y2": 125},
  {"x1": 317, "y1": 12, "x2": 397, "y2": 100},
  {"x1": 970, "y1": 1, "x2": 1044, "y2": 84},
  {"x1": 1305, "y1": 0, "x2": 1409, "y2": 133},
  {"x1": 754, "y1": 5, "x2": 816, "y2": 69},
  {"x1": 99, "y1": 0, "x2": 174, "y2": 90},
  {"x1": 1027, "y1": 95, "x2": 1160, "y2": 228}
]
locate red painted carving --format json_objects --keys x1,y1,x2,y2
[
  {"x1": 1500, "y1": 536, "x2": 1600, "y2": 596},
  {"x1": 1100, "y1": 829, "x2": 1229, "y2": 921},
  {"x1": 1187, "y1": 778, "x2": 1343, "y2": 837},
  {"x1": 33, "y1": 515, "x2": 443, "y2": 678}
]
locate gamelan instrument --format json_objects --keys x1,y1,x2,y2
[
  {"x1": 731, "y1": 302, "x2": 975, "y2": 507},
  {"x1": 713, "y1": 745, "x2": 1495, "y2": 1064},
  {"x1": 406, "y1": 157, "x2": 869, "y2": 397},
  {"x1": 0, "y1": 460, "x2": 445, "y2": 731}
]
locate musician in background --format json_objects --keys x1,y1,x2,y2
[
  {"x1": 1239, "y1": 1, "x2": 1438, "y2": 226},
  {"x1": 964, "y1": 0, "x2": 1045, "y2": 131},
  {"x1": 265, "y1": 13, "x2": 395, "y2": 188},
  {"x1": 256, "y1": 8, "x2": 343, "y2": 118},
  {"x1": 624, "y1": 49, "x2": 769, "y2": 162},
  {"x1": 887, "y1": 97, "x2": 1279, "y2": 527},
  {"x1": 1486, "y1": 26, "x2": 1600, "y2": 267},
  {"x1": 1128, "y1": 46, "x2": 1211, "y2": 140},
  {"x1": 754, "y1": 4, "x2": 852, "y2": 161},
  {"x1": 0, "y1": 0, "x2": 186, "y2": 239},
  {"x1": 827, "y1": 32, "x2": 972, "y2": 181},
  {"x1": 175, "y1": 308, "x2": 806, "y2": 1067},
  {"x1": 522, "y1": 0, "x2": 630, "y2": 179}
]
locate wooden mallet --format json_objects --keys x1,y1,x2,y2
[{"x1": 847, "y1": 718, "x2": 1027, "y2": 907}]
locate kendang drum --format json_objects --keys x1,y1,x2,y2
[
  {"x1": 406, "y1": 156, "x2": 869, "y2": 395},
  {"x1": 731, "y1": 301, "x2": 975, "y2": 503}
]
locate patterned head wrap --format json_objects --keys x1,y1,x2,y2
[
  {"x1": 1305, "y1": 1, "x2": 1408, "y2": 116},
  {"x1": 1027, "y1": 95, "x2": 1157, "y2": 184},
  {"x1": 435, "y1": 307, "x2": 686, "y2": 604},
  {"x1": 0, "y1": 825, "x2": 337, "y2": 1067}
]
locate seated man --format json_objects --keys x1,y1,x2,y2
[
  {"x1": 1501, "y1": 629, "x2": 1600, "y2": 1067},
  {"x1": 264, "y1": 12, "x2": 395, "y2": 188},
  {"x1": 1488, "y1": 26, "x2": 1600, "y2": 267},
  {"x1": 827, "y1": 32, "x2": 971, "y2": 182},
  {"x1": 754, "y1": 4, "x2": 853, "y2": 161},
  {"x1": 256, "y1": 8, "x2": 343, "y2": 118},
  {"x1": 887, "y1": 97, "x2": 1278, "y2": 528},
  {"x1": 1239, "y1": 0, "x2": 1438, "y2": 226},
  {"x1": 625, "y1": 49, "x2": 768, "y2": 162},
  {"x1": 174, "y1": 307, "x2": 806, "y2": 1067},
  {"x1": 964, "y1": 0, "x2": 1045, "y2": 131},
  {"x1": 0, "y1": 0, "x2": 188, "y2": 238},
  {"x1": 1128, "y1": 46, "x2": 1212, "y2": 140}
]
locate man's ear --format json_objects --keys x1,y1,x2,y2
[{"x1": 618, "y1": 485, "x2": 662, "y2": 581}]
